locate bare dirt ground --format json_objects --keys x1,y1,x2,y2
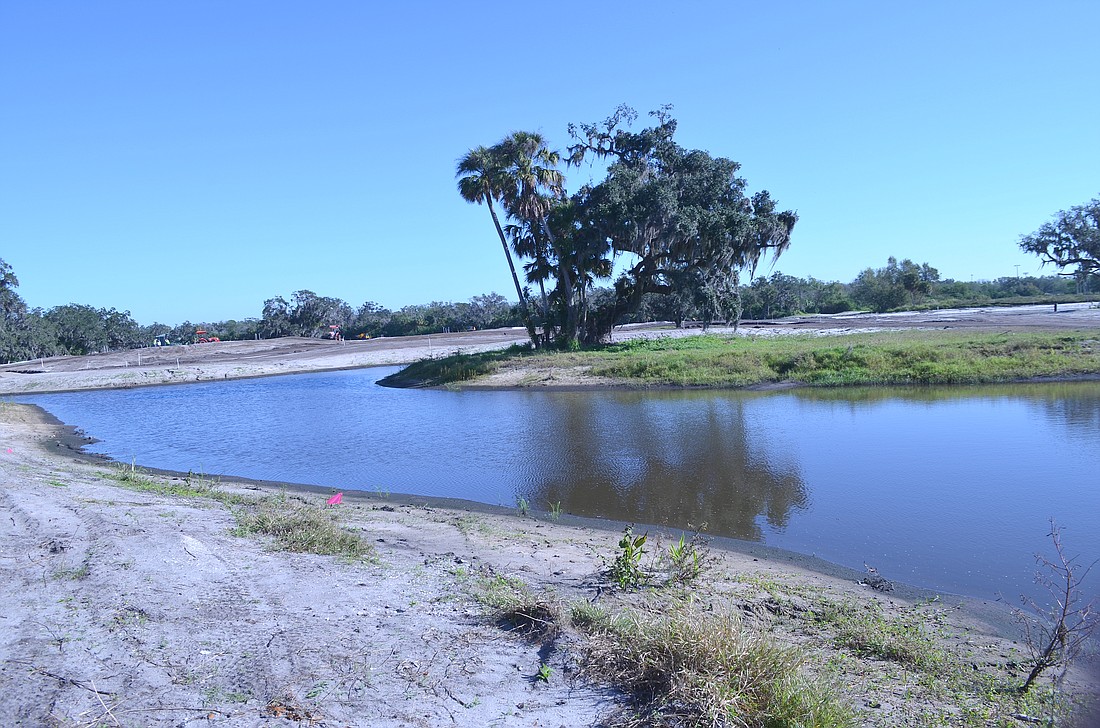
[
  {"x1": 0, "y1": 404, "x2": 620, "y2": 726},
  {"x1": 1, "y1": 303, "x2": 1097, "y2": 396}
]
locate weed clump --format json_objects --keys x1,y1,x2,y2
[
  {"x1": 576, "y1": 602, "x2": 852, "y2": 727},
  {"x1": 611, "y1": 526, "x2": 648, "y2": 589},
  {"x1": 815, "y1": 601, "x2": 943, "y2": 670},
  {"x1": 234, "y1": 499, "x2": 373, "y2": 559}
]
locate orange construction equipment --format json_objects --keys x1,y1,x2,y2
[{"x1": 194, "y1": 329, "x2": 221, "y2": 344}]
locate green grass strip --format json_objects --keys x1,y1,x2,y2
[{"x1": 389, "y1": 330, "x2": 1100, "y2": 389}]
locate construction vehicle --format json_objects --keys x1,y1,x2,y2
[{"x1": 194, "y1": 329, "x2": 220, "y2": 344}]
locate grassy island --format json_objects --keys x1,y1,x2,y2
[{"x1": 380, "y1": 329, "x2": 1100, "y2": 390}]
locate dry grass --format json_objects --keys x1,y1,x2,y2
[{"x1": 574, "y1": 601, "x2": 853, "y2": 728}]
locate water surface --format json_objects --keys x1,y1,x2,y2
[{"x1": 17, "y1": 370, "x2": 1100, "y2": 606}]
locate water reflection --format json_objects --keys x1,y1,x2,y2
[
  {"x1": 794, "y1": 381, "x2": 1100, "y2": 442},
  {"x1": 526, "y1": 392, "x2": 807, "y2": 540}
]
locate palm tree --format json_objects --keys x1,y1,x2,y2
[
  {"x1": 495, "y1": 132, "x2": 585, "y2": 344},
  {"x1": 456, "y1": 146, "x2": 537, "y2": 345}
]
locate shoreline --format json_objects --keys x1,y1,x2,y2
[
  {"x1": 21, "y1": 400, "x2": 1033, "y2": 639},
  {"x1": 3, "y1": 307, "x2": 1099, "y2": 723},
  {"x1": 3, "y1": 404, "x2": 1097, "y2": 725}
]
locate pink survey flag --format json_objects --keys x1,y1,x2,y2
[{"x1": 326, "y1": 492, "x2": 343, "y2": 506}]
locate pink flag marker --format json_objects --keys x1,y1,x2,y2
[{"x1": 326, "y1": 492, "x2": 343, "y2": 506}]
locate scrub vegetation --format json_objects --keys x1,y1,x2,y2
[
  {"x1": 469, "y1": 543, "x2": 1089, "y2": 728},
  {"x1": 384, "y1": 329, "x2": 1100, "y2": 389}
]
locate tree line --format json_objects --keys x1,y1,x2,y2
[
  {"x1": 0, "y1": 265, "x2": 525, "y2": 364},
  {"x1": 3, "y1": 249, "x2": 1094, "y2": 366}
]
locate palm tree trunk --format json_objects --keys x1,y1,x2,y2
[{"x1": 486, "y1": 194, "x2": 538, "y2": 346}]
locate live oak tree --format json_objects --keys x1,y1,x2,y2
[
  {"x1": 1019, "y1": 197, "x2": 1100, "y2": 293},
  {"x1": 458, "y1": 106, "x2": 797, "y2": 348}
]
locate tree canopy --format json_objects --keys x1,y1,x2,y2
[
  {"x1": 851, "y1": 257, "x2": 940, "y2": 313},
  {"x1": 1019, "y1": 196, "x2": 1100, "y2": 292},
  {"x1": 458, "y1": 106, "x2": 798, "y2": 347}
]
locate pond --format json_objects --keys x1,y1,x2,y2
[{"x1": 15, "y1": 369, "x2": 1100, "y2": 607}]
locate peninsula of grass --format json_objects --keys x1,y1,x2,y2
[{"x1": 380, "y1": 330, "x2": 1100, "y2": 389}]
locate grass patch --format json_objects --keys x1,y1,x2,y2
[
  {"x1": 466, "y1": 557, "x2": 1090, "y2": 727},
  {"x1": 107, "y1": 463, "x2": 249, "y2": 505},
  {"x1": 388, "y1": 330, "x2": 1100, "y2": 389},
  {"x1": 378, "y1": 344, "x2": 531, "y2": 387},
  {"x1": 575, "y1": 601, "x2": 853, "y2": 727},
  {"x1": 233, "y1": 497, "x2": 374, "y2": 559},
  {"x1": 814, "y1": 601, "x2": 943, "y2": 670},
  {"x1": 468, "y1": 571, "x2": 850, "y2": 727},
  {"x1": 52, "y1": 563, "x2": 90, "y2": 581},
  {"x1": 106, "y1": 463, "x2": 372, "y2": 559}
]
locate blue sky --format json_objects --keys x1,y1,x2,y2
[{"x1": 2, "y1": 1, "x2": 1097, "y2": 325}]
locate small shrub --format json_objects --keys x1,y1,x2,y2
[
  {"x1": 1014, "y1": 519, "x2": 1099, "y2": 693},
  {"x1": 611, "y1": 526, "x2": 648, "y2": 590},
  {"x1": 664, "y1": 532, "x2": 706, "y2": 585}
]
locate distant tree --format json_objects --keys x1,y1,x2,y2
[
  {"x1": 468, "y1": 293, "x2": 512, "y2": 330},
  {"x1": 101, "y1": 308, "x2": 141, "y2": 350},
  {"x1": 167, "y1": 320, "x2": 197, "y2": 344},
  {"x1": 260, "y1": 296, "x2": 293, "y2": 338},
  {"x1": 44, "y1": 304, "x2": 104, "y2": 354},
  {"x1": 851, "y1": 257, "x2": 939, "y2": 312},
  {"x1": 0, "y1": 258, "x2": 28, "y2": 362},
  {"x1": 1020, "y1": 196, "x2": 1100, "y2": 293},
  {"x1": 347, "y1": 301, "x2": 391, "y2": 339},
  {"x1": 216, "y1": 319, "x2": 261, "y2": 341},
  {"x1": 289, "y1": 290, "x2": 352, "y2": 337},
  {"x1": 0, "y1": 259, "x2": 64, "y2": 363}
]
